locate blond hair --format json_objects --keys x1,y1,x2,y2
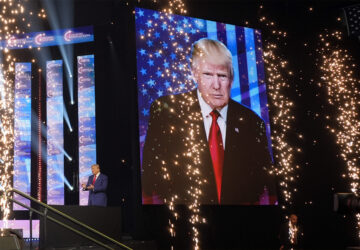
[
  {"x1": 91, "y1": 164, "x2": 100, "y2": 169},
  {"x1": 191, "y1": 38, "x2": 234, "y2": 79}
]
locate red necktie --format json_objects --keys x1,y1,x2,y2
[
  {"x1": 92, "y1": 175, "x2": 96, "y2": 185},
  {"x1": 208, "y1": 110, "x2": 224, "y2": 203}
]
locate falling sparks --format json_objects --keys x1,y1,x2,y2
[
  {"x1": 162, "y1": 0, "x2": 187, "y2": 15},
  {"x1": 259, "y1": 14, "x2": 299, "y2": 211},
  {"x1": 183, "y1": 101, "x2": 205, "y2": 250},
  {"x1": 288, "y1": 219, "x2": 298, "y2": 244},
  {"x1": 161, "y1": 96, "x2": 205, "y2": 250},
  {"x1": 0, "y1": 1, "x2": 45, "y2": 233},
  {"x1": 316, "y1": 30, "x2": 360, "y2": 236},
  {"x1": 138, "y1": 1, "x2": 203, "y2": 248},
  {"x1": 0, "y1": 0, "x2": 29, "y2": 233},
  {"x1": 160, "y1": 1, "x2": 201, "y2": 247}
]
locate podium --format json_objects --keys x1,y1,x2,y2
[{"x1": 40, "y1": 206, "x2": 122, "y2": 248}]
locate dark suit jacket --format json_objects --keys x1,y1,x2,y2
[
  {"x1": 86, "y1": 173, "x2": 108, "y2": 207},
  {"x1": 142, "y1": 89, "x2": 276, "y2": 204}
]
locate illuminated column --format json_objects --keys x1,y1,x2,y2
[
  {"x1": 13, "y1": 63, "x2": 32, "y2": 210},
  {"x1": 78, "y1": 55, "x2": 96, "y2": 206},
  {"x1": 46, "y1": 60, "x2": 64, "y2": 205}
]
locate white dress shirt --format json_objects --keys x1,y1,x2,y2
[
  {"x1": 197, "y1": 90, "x2": 228, "y2": 149},
  {"x1": 93, "y1": 172, "x2": 100, "y2": 183},
  {"x1": 92, "y1": 172, "x2": 100, "y2": 191}
]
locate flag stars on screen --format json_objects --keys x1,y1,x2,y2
[
  {"x1": 142, "y1": 108, "x2": 149, "y2": 116},
  {"x1": 136, "y1": 7, "x2": 204, "y2": 131},
  {"x1": 176, "y1": 26, "x2": 183, "y2": 33},
  {"x1": 147, "y1": 59, "x2": 154, "y2": 66},
  {"x1": 155, "y1": 51, "x2": 162, "y2": 57},
  {"x1": 139, "y1": 49, "x2": 146, "y2": 56},
  {"x1": 147, "y1": 40, "x2": 153, "y2": 47},
  {"x1": 140, "y1": 68, "x2": 147, "y2": 75},
  {"x1": 162, "y1": 23, "x2": 167, "y2": 30},
  {"x1": 157, "y1": 90, "x2": 163, "y2": 97},
  {"x1": 146, "y1": 20, "x2": 153, "y2": 27},
  {"x1": 147, "y1": 79, "x2": 155, "y2": 87},
  {"x1": 156, "y1": 71, "x2": 162, "y2": 77},
  {"x1": 138, "y1": 9, "x2": 144, "y2": 17}
]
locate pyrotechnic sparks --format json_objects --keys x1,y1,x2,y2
[
  {"x1": 137, "y1": 2, "x2": 203, "y2": 248},
  {"x1": 162, "y1": 0, "x2": 186, "y2": 15},
  {"x1": 0, "y1": 0, "x2": 29, "y2": 232},
  {"x1": 288, "y1": 219, "x2": 298, "y2": 244},
  {"x1": 145, "y1": 0, "x2": 187, "y2": 14},
  {"x1": 316, "y1": 30, "x2": 360, "y2": 236},
  {"x1": 163, "y1": 99, "x2": 205, "y2": 249},
  {"x1": 0, "y1": 0, "x2": 45, "y2": 233},
  {"x1": 183, "y1": 98, "x2": 206, "y2": 250},
  {"x1": 259, "y1": 14, "x2": 299, "y2": 211}
]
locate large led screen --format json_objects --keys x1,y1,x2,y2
[{"x1": 136, "y1": 8, "x2": 277, "y2": 205}]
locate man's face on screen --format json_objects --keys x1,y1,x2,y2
[{"x1": 193, "y1": 58, "x2": 233, "y2": 110}]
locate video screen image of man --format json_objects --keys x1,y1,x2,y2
[
  {"x1": 81, "y1": 164, "x2": 108, "y2": 206},
  {"x1": 141, "y1": 38, "x2": 277, "y2": 205}
]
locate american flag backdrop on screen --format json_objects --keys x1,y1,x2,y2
[{"x1": 135, "y1": 7, "x2": 272, "y2": 161}]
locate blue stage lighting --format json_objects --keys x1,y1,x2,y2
[
  {"x1": 42, "y1": 0, "x2": 75, "y2": 106},
  {"x1": 63, "y1": 105, "x2": 73, "y2": 132},
  {"x1": 32, "y1": 113, "x2": 74, "y2": 192},
  {"x1": 63, "y1": 178, "x2": 73, "y2": 191}
]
